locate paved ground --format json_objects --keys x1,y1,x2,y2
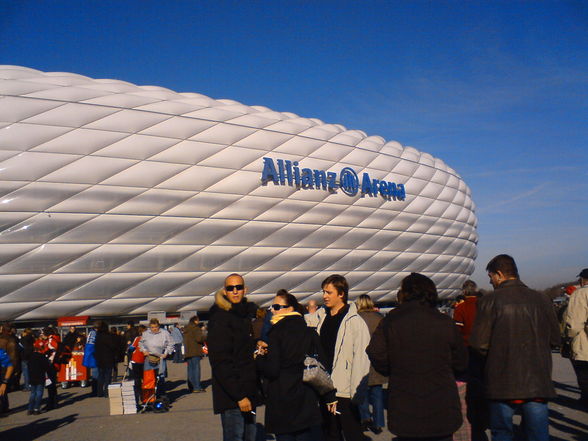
[{"x1": 1, "y1": 354, "x2": 586, "y2": 441}]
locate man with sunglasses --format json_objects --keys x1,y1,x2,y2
[{"x1": 208, "y1": 273, "x2": 260, "y2": 441}]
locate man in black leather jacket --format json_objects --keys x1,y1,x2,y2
[{"x1": 470, "y1": 254, "x2": 560, "y2": 441}]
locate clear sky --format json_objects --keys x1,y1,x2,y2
[{"x1": 1, "y1": 0, "x2": 587, "y2": 290}]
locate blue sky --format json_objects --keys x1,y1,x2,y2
[{"x1": 1, "y1": 1, "x2": 587, "y2": 290}]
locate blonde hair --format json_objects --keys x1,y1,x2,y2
[
  {"x1": 215, "y1": 288, "x2": 232, "y2": 311},
  {"x1": 355, "y1": 294, "x2": 375, "y2": 312}
]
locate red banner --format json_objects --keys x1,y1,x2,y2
[{"x1": 57, "y1": 316, "x2": 90, "y2": 327}]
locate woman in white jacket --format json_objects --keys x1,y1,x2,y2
[{"x1": 315, "y1": 274, "x2": 371, "y2": 441}]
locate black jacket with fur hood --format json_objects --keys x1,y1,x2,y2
[{"x1": 207, "y1": 296, "x2": 260, "y2": 413}]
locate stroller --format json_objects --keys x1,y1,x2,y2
[{"x1": 139, "y1": 359, "x2": 170, "y2": 413}]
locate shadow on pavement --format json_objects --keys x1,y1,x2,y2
[
  {"x1": 554, "y1": 380, "x2": 581, "y2": 395},
  {"x1": 1, "y1": 413, "x2": 78, "y2": 441}
]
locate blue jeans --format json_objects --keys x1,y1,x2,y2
[
  {"x1": 186, "y1": 356, "x2": 202, "y2": 390},
  {"x1": 21, "y1": 360, "x2": 30, "y2": 389},
  {"x1": 97, "y1": 367, "x2": 113, "y2": 397},
  {"x1": 220, "y1": 408, "x2": 256, "y2": 441},
  {"x1": 488, "y1": 400, "x2": 549, "y2": 441},
  {"x1": 173, "y1": 343, "x2": 183, "y2": 363},
  {"x1": 28, "y1": 384, "x2": 44, "y2": 411},
  {"x1": 358, "y1": 384, "x2": 385, "y2": 428}
]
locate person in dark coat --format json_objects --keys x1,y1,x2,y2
[
  {"x1": 27, "y1": 340, "x2": 51, "y2": 415},
  {"x1": 470, "y1": 254, "x2": 560, "y2": 441},
  {"x1": 20, "y1": 328, "x2": 35, "y2": 391},
  {"x1": 256, "y1": 290, "x2": 335, "y2": 440},
  {"x1": 183, "y1": 316, "x2": 206, "y2": 393},
  {"x1": 366, "y1": 273, "x2": 468, "y2": 441},
  {"x1": 94, "y1": 321, "x2": 119, "y2": 397},
  {"x1": 207, "y1": 274, "x2": 260, "y2": 441}
]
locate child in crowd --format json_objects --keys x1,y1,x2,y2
[{"x1": 28, "y1": 340, "x2": 51, "y2": 415}]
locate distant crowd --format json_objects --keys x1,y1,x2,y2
[{"x1": 1, "y1": 255, "x2": 587, "y2": 441}]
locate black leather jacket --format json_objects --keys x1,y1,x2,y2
[{"x1": 470, "y1": 279, "x2": 560, "y2": 400}]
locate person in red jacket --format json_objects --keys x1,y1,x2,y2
[
  {"x1": 453, "y1": 280, "x2": 488, "y2": 441},
  {"x1": 453, "y1": 280, "x2": 480, "y2": 346}
]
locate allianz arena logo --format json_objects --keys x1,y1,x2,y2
[{"x1": 261, "y1": 157, "x2": 406, "y2": 201}]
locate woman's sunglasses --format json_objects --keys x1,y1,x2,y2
[{"x1": 272, "y1": 304, "x2": 289, "y2": 310}]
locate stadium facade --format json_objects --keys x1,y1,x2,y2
[{"x1": 0, "y1": 65, "x2": 478, "y2": 321}]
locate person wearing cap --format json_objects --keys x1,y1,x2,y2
[
  {"x1": 564, "y1": 268, "x2": 588, "y2": 407},
  {"x1": 470, "y1": 254, "x2": 560, "y2": 441}
]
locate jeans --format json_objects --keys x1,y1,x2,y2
[
  {"x1": 28, "y1": 384, "x2": 44, "y2": 411},
  {"x1": 173, "y1": 343, "x2": 183, "y2": 363},
  {"x1": 97, "y1": 367, "x2": 113, "y2": 397},
  {"x1": 186, "y1": 356, "x2": 202, "y2": 390},
  {"x1": 488, "y1": 400, "x2": 549, "y2": 441},
  {"x1": 358, "y1": 384, "x2": 385, "y2": 428},
  {"x1": 220, "y1": 408, "x2": 257, "y2": 441},
  {"x1": 22, "y1": 360, "x2": 30, "y2": 390}
]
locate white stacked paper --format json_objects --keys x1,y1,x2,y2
[
  {"x1": 120, "y1": 380, "x2": 137, "y2": 414},
  {"x1": 108, "y1": 383, "x2": 123, "y2": 415}
]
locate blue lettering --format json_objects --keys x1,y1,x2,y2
[
  {"x1": 262, "y1": 157, "x2": 279, "y2": 184},
  {"x1": 327, "y1": 172, "x2": 337, "y2": 190},
  {"x1": 277, "y1": 159, "x2": 286, "y2": 185},
  {"x1": 361, "y1": 173, "x2": 372, "y2": 195},
  {"x1": 261, "y1": 158, "x2": 405, "y2": 201},
  {"x1": 388, "y1": 182, "x2": 397, "y2": 200},
  {"x1": 379, "y1": 181, "x2": 389, "y2": 198},
  {"x1": 293, "y1": 161, "x2": 301, "y2": 186},
  {"x1": 301, "y1": 168, "x2": 314, "y2": 188},
  {"x1": 285, "y1": 160, "x2": 293, "y2": 185},
  {"x1": 313, "y1": 170, "x2": 328, "y2": 190},
  {"x1": 396, "y1": 183, "x2": 406, "y2": 201}
]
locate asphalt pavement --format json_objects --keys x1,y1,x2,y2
[{"x1": 0, "y1": 354, "x2": 586, "y2": 441}]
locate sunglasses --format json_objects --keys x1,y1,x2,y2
[
  {"x1": 272, "y1": 304, "x2": 289, "y2": 310},
  {"x1": 225, "y1": 284, "x2": 244, "y2": 292}
]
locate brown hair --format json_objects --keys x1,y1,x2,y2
[{"x1": 321, "y1": 274, "x2": 349, "y2": 303}]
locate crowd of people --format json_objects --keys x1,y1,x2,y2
[{"x1": 0, "y1": 254, "x2": 586, "y2": 441}]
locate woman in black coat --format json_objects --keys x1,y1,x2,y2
[
  {"x1": 93, "y1": 321, "x2": 119, "y2": 397},
  {"x1": 256, "y1": 291, "x2": 334, "y2": 441},
  {"x1": 366, "y1": 273, "x2": 468, "y2": 441}
]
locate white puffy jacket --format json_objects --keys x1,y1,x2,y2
[{"x1": 316, "y1": 302, "x2": 371, "y2": 401}]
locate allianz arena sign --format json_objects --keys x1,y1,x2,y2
[
  {"x1": 261, "y1": 157, "x2": 407, "y2": 201},
  {"x1": 0, "y1": 65, "x2": 478, "y2": 321}
]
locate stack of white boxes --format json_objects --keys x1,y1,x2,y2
[
  {"x1": 108, "y1": 381, "x2": 137, "y2": 415},
  {"x1": 121, "y1": 380, "x2": 137, "y2": 414},
  {"x1": 108, "y1": 383, "x2": 123, "y2": 415}
]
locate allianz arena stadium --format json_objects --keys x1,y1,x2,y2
[{"x1": 0, "y1": 65, "x2": 478, "y2": 321}]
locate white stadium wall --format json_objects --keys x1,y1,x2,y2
[{"x1": 0, "y1": 65, "x2": 478, "y2": 321}]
